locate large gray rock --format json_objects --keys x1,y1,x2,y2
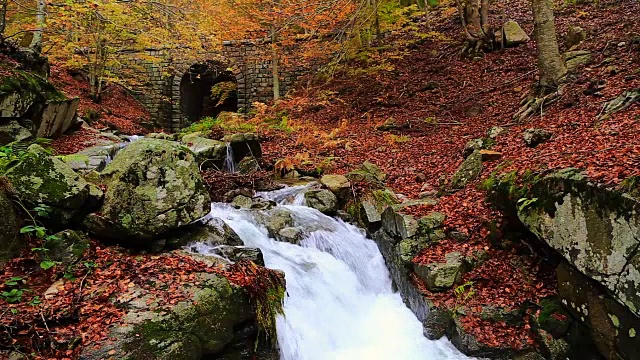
[
  {"x1": 523, "y1": 128, "x2": 552, "y2": 147},
  {"x1": 564, "y1": 50, "x2": 592, "y2": 72},
  {"x1": 260, "y1": 208, "x2": 294, "y2": 238},
  {"x1": 519, "y1": 168, "x2": 640, "y2": 319},
  {"x1": 35, "y1": 98, "x2": 80, "y2": 138},
  {"x1": 83, "y1": 139, "x2": 210, "y2": 243},
  {"x1": 278, "y1": 227, "x2": 303, "y2": 244},
  {"x1": 167, "y1": 218, "x2": 243, "y2": 249},
  {"x1": 320, "y1": 174, "x2": 351, "y2": 202},
  {"x1": 4, "y1": 144, "x2": 95, "y2": 224},
  {"x1": 79, "y1": 257, "x2": 257, "y2": 360},
  {"x1": 0, "y1": 187, "x2": 22, "y2": 269},
  {"x1": 0, "y1": 121, "x2": 32, "y2": 145},
  {"x1": 304, "y1": 189, "x2": 338, "y2": 215},
  {"x1": 0, "y1": 92, "x2": 36, "y2": 118},
  {"x1": 503, "y1": 20, "x2": 530, "y2": 47},
  {"x1": 450, "y1": 150, "x2": 483, "y2": 189},
  {"x1": 61, "y1": 144, "x2": 121, "y2": 173},
  {"x1": 181, "y1": 132, "x2": 227, "y2": 168}
]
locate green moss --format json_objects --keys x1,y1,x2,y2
[
  {"x1": 0, "y1": 71, "x2": 65, "y2": 101},
  {"x1": 620, "y1": 176, "x2": 640, "y2": 199}
]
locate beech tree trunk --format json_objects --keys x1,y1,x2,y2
[
  {"x1": 30, "y1": 0, "x2": 46, "y2": 52},
  {"x1": 531, "y1": 0, "x2": 566, "y2": 90},
  {"x1": 456, "y1": 0, "x2": 492, "y2": 52}
]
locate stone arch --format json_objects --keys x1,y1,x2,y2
[{"x1": 170, "y1": 58, "x2": 243, "y2": 131}]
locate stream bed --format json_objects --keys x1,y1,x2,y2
[{"x1": 195, "y1": 186, "x2": 469, "y2": 360}]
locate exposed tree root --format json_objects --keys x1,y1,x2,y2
[{"x1": 513, "y1": 85, "x2": 564, "y2": 122}]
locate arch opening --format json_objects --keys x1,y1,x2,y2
[{"x1": 179, "y1": 61, "x2": 238, "y2": 124}]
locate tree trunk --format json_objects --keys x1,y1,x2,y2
[
  {"x1": 456, "y1": 0, "x2": 492, "y2": 52},
  {"x1": 270, "y1": 30, "x2": 280, "y2": 101},
  {"x1": 30, "y1": 0, "x2": 46, "y2": 52},
  {"x1": 0, "y1": 0, "x2": 8, "y2": 39},
  {"x1": 531, "y1": 0, "x2": 566, "y2": 90}
]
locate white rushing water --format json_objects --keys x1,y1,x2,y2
[
  {"x1": 197, "y1": 186, "x2": 469, "y2": 360},
  {"x1": 224, "y1": 142, "x2": 236, "y2": 173}
]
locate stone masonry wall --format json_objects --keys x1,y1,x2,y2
[{"x1": 119, "y1": 40, "x2": 305, "y2": 132}]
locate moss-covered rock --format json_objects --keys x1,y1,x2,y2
[
  {"x1": 181, "y1": 132, "x2": 227, "y2": 168},
  {"x1": 80, "y1": 265, "x2": 254, "y2": 360},
  {"x1": 0, "y1": 121, "x2": 32, "y2": 145},
  {"x1": 4, "y1": 144, "x2": 94, "y2": 224},
  {"x1": 0, "y1": 185, "x2": 22, "y2": 268},
  {"x1": 165, "y1": 218, "x2": 243, "y2": 249},
  {"x1": 450, "y1": 150, "x2": 483, "y2": 189},
  {"x1": 414, "y1": 252, "x2": 465, "y2": 292},
  {"x1": 83, "y1": 139, "x2": 210, "y2": 244},
  {"x1": 304, "y1": 189, "x2": 338, "y2": 215}
]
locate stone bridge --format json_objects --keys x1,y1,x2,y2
[{"x1": 122, "y1": 40, "x2": 304, "y2": 132}]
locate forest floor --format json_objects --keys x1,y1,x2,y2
[{"x1": 252, "y1": 0, "x2": 640, "y2": 348}]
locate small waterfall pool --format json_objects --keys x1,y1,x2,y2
[{"x1": 194, "y1": 186, "x2": 470, "y2": 360}]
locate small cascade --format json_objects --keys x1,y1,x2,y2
[
  {"x1": 224, "y1": 142, "x2": 236, "y2": 173},
  {"x1": 190, "y1": 186, "x2": 470, "y2": 360}
]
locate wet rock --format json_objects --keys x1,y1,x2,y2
[
  {"x1": 231, "y1": 195, "x2": 254, "y2": 209},
  {"x1": 262, "y1": 208, "x2": 294, "y2": 239},
  {"x1": 278, "y1": 227, "x2": 303, "y2": 244},
  {"x1": 414, "y1": 252, "x2": 465, "y2": 292},
  {"x1": 523, "y1": 128, "x2": 552, "y2": 147},
  {"x1": 0, "y1": 121, "x2": 32, "y2": 145},
  {"x1": 222, "y1": 133, "x2": 262, "y2": 160},
  {"x1": 503, "y1": 20, "x2": 530, "y2": 47},
  {"x1": 167, "y1": 218, "x2": 243, "y2": 249},
  {"x1": 320, "y1": 174, "x2": 351, "y2": 202},
  {"x1": 210, "y1": 245, "x2": 265, "y2": 266},
  {"x1": 83, "y1": 139, "x2": 210, "y2": 244},
  {"x1": 423, "y1": 301, "x2": 453, "y2": 339},
  {"x1": 450, "y1": 150, "x2": 483, "y2": 189},
  {"x1": 304, "y1": 189, "x2": 338, "y2": 215},
  {"x1": 223, "y1": 188, "x2": 254, "y2": 203},
  {"x1": 5, "y1": 144, "x2": 94, "y2": 224},
  {"x1": 0, "y1": 187, "x2": 22, "y2": 269},
  {"x1": 359, "y1": 200, "x2": 382, "y2": 230}
]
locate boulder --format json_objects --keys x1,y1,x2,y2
[
  {"x1": 278, "y1": 227, "x2": 304, "y2": 244},
  {"x1": 237, "y1": 156, "x2": 260, "y2": 174},
  {"x1": 359, "y1": 200, "x2": 382, "y2": 230},
  {"x1": 320, "y1": 174, "x2": 351, "y2": 202},
  {"x1": 450, "y1": 150, "x2": 483, "y2": 189},
  {"x1": 181, "y1": 132, "x2": 227, "y2": 168},
  {"x1": 418, "y1": 212, "x2": 446, "y2": 230},
  {"x1": 167, "y1": 218, "x2": 243, "y2": 249},
  {"x1": 199, "y1": 245, "x2": 265, "y2": 266},
  {"x1": 518, "y1": 168, "x2": 640, "y2": 319},
  {"x1": 222, "y1": 133, "x2": 262, "y2": 160},
  {"x1": 231, "y1": 195, "x2": 254, "y2": 209},
  {"x1": 0, "y1": 91, "x2": 36, "y2": 118},
  {"x1": 463, "y1": 138, "x2": 490, "y2": 158},
  {"x1": 523, "y1": 128, "x2": 552, "y2": 147},
  {"x1": 147, "y1": 132, "x2": 177, "y2": 141},
  {"x1": 4, "y1": 144, "x2": 95, "y2": 224},
  {"x1": 80, "y1": 261, "x2": 257, "y2": 360},
  {"x1": 304, "y1": 189, "x2": 338, "y2": 215},
  {"x1": 0, "y1": 121, "x2": 32, "y2": 145},
  {"x1": 414, "y1": 252, "x2": 465, "y2": 292},
  {"x1": 260, "y1": 208, "x2": 294, "y2": 239},
  {"x1": 537, "y1": 329, "x2": 570, "y2": 360},
  {"x1": 479, "y1": 305, "x2": 525, "y2": 326},
  {"x1": 565, "y1": 26, "x2": 587, "y2": 48},
  {"x1": 61, "y1": 144, "x2": 120, "y2": 173},
  {"x1": 503, "y1": 20, "x2": 530, "y2": 47},
  {"x1": 83, "y1": 139, "x2": 210, "y2": 243},
  {"x1": 0, "y1": 186, "x2": 22, "y2": 268},
  {"x1": 34, "y1": 98, "x2": 80, "y2": 138}
]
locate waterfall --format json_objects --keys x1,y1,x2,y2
[
  {"x1": 224, "y1": 142, "x2": 236, "y2": 173},
  {"x1": 193, "y1": 187, "x2": 470, "y2": 360}
]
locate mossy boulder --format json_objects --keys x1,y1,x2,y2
[
  {"x1": 83, "y1": 139, "x2": 210, "y2": 244},
  {"x1": 0, "y1": 121, "x2": 32, "y2": 145},
  {"x1": 518, "y1": 168, "x2": 640, "y2": 318},
  {"x1": 0, "y1": 186, "x2": 22, "y2": 268},
  {"x1": 320, "y1": 174, "x2": 351, "y2": 202},
  {"x1": 414, "y1": 252, "x2": 465, "y2": 292},
  {"x1": 502, "y1": 20, "x2": 530, "y2": 47},
  {"x1": 304, "y1": 189, "x2": 338, "y2": 215},
  {"x1": 381, "y1": 206, "x2": 418, "y2": 240},
  {"x1": 4, "y1": 144, "x2": 95, "y2": 224},
  {"x1": 222, "y1": 133, "x2": 262, "y2": 160},
  {"x1": 165, "y1": 218, "x2": 243, "y2": 249},
  {"x1": 450, "y1": 150, "x2": 483, "y2": 189},
  {"x1": 80, "y1": 263, "x2": 255, "y2": 360}
]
